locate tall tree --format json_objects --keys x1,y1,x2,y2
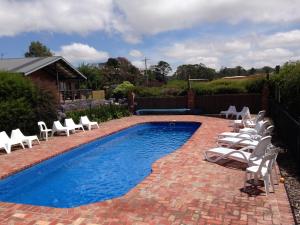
[
  {"x1": 25, "y1": 41, "x2": 53, "y2": 57},
  {"x1": 78, "y1": 63, "x2": 104, "y2": 90},
  {"x1": 152, "y1": 61, "x2": 172, "y2": 83},
  {"x1": 175, "y1": 63, "x2": 216, "y2": 80}
]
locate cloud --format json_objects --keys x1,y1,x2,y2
[
  {"x1": 0, "y1": 0, "x2": 115, "y2": 36},
  {"x1": 115, "y1": 0, "x2": 300, "y2": 36},
  {"x1": 55, "y1": 43, "x2": 109, "y2": 64},
  {"x1": 162, "y1": 29, "x2": 300, "y2": 69},
  {"x1": 260, "y1": 30, "x2": 300, "y2": 48},
  {"x1": 1, "y1": 0, "x2": 300, "y2": 43},
  {"x1": 131, "y1": 60, "x2": 145, "y2": 69},
  {"x1": 129, "y1": 49, "x2": 143, "y2": 58}
]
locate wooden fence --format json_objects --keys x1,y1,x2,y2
[
  {"x1": 136, "y1": 96, "x2": 187, "y2": 109},
  {"x1": 135, "y1": 94, "x2": 261, "y2": 114},
  {"x1": 195, "y1": 94, "x2": 262, "y2": 114},
  {"x1": 269, "y1": 100, "x2": 300, "y2": 170}
]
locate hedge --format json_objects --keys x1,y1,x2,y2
[
  {"x1": 66, "y1": 104, "x2": 131, "y2": 123},
  {"x1": 0, "y1": 71, "x2": 57, "y2": 135}
]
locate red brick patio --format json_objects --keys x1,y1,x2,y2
[{"x1": 0, "y1": 116, "x2": 295, "y2": 225}]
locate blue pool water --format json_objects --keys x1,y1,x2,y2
[{"x1": 0, "y1": 122, "x2": 200, "y2": 208}]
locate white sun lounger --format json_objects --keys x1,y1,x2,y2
[
  {"x1": 219, "y1": 125, "x2": 274, "y2": 139},
  {"x1": 0, "y1": 131, "x2": 25, "y2": 154},
  {"x1": 233, "y1": 110, "x2": 265, "y2": 128},
  {"x1": 80, "y1": 116, "x2": 99, "y2": 130},
  {"x1": 204, "y1": 136, "x2": 271, "y2": 164},
  {"x1": 64, "y1": 118, "x2": 85, "y2": 132},
  {"x1": 220, "y1": 105, "x2": 237, "y2": 118},
  {"x1": 11, "y1": 129, "x2": 40, "y2": 148},
  {"x1": 239, "y1": 120, "x2": 270, "y2": 135},
  {"x1": 218, "y1": 125, "x2": 274, "y2": 148},
  {"x1": 52, "y1": 121, "x2": 74, "y2": 136}
]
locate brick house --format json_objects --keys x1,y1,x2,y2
[{"x1": 0, "y1": 56, "x2": 89, "y2": 103}]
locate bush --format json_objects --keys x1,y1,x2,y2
[
  {"x1": 113, "y1": 81, "x2": 135, "y2": 99},
  {"x1": 270, "y1": 61, "x2": 300, "y2": 116},
  {"x1": 66, "y1": 104, "x2": 131, "y2": 123},
  {"x1": 0, "y1": 71, "x2": 57, "y2": 135}
]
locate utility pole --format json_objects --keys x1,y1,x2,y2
[{"x1": 143, "y1": 57, "x2": 150, "y2": 86}]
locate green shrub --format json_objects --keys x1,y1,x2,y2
[
  {"x1": 0, "y1": 71, "x2": 57, "y2": 135},
  {"x1": 66, "y1": 104, "x2": 131, "y2": 123},
  {"x1": 270, "y1": 61, "x2": 300, "y2": 116},
  {"x1": 113, "y1": 81, "x2": 135, "y2": 99}
]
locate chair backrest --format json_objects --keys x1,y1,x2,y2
[
  {"x1": 250, "y1": 136, "x2": 272, "y2": 162},
  {"x1": 262, "y1": 125, "x2": 274, "y2": 137},
  {"x1": 228, "y1": 105, "x2": 237, "y2": 112},
  {"x1": 11, "y1": 129, "x2": 25, "y2": 140},
  {"x1": 80, "y1": 116, "x2": 90, "y2": 124},
  {"x1": 65, "y1": 118, "x2": 75, "y2": 127},
  {"x1": 0, "y1": 131, "x2": 10, "y2": 142},
  {"x1": 38, "y1": 121, "x2": 48, "y2": 131},
  {"x1": 254, "y1": 110, "x2": 266, "y2": 124},
  {"x1": 54, "y1": 121, "x2": 64, "y2": 129},
  {"x1": 257, "y1": 121, "x2": 270, "y2": 135},
  {"x1": 256, "y1": 152, "x2": 277, "y2": 175}
]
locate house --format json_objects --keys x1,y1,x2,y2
[{"x1": 0, "y1": 56, "x2": 90, "y2": 103}]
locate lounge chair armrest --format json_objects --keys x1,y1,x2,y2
[
  {"x1": 239, "y1": 145, "x2": 255, "y2": 152},
  {"x1": 227, "y1": 137, "x2": 253, "y2": 148}
]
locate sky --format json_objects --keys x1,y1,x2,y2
[{"x1": 1, "y1": 0, "x2": 300, "y2": 71}]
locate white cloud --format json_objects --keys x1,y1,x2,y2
[
  {"x1": 0, "y1": 0, "x2": 115, "y2": 36},
  {"x1": 115, "y1": 0, "x2": 300, "y2": 37},
  {"x1": 162, "y1": 29, "x2": 300, "y2": 69},
  {"x1": 129, "y1": 49, "x2": 143, "y2": 58},
  {"x1": 260, "y1": 30, "x2": 300, "y2": 48},
  {"x1": 131, "y1": 60, "x2": 145, "y2": 69},
  {"x1": 55, "y1": 43, "x2": 109, "y2": 64},
  {"x1": 1, "y1": 0, "x2": 300, "y2": 43}
]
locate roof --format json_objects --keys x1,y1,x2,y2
[{"x1": 0, "y1": 56, "x2": 86, "y2": 79}]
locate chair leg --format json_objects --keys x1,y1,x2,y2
[
  {"x1": 264, "y1": 175, "x2": 270, "y2": 195},
  {"x1": 244, "y1": 172, "x2": 248, "y2": 191}
]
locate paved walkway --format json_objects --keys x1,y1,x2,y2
[{"x1": 0, "y1": 116, "x2": 295, "y2": 225}]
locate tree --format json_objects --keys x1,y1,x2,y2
[
  {"x1": 25, "y1": 41, "x2": 53, "y2": 57},
  {"x1": 175, "y1": 63, "x2": 216, "y2": 80},
  {"x1": 113, "y1": 81, "x2": 135, "y2": 99},
  {"x1": 152, "y1": 61, "x2": 172, "y2": 83},
  {"x1": 78, "y1": 63, "x2": 104, "y2": 90}
]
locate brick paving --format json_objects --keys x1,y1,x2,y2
[{"x1": 0, "y1": 115, "x2": 295, "y2": 225}]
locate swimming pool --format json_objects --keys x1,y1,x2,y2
[{"x1": 0, "y1": 122, "x2": 200, "y2": 208}]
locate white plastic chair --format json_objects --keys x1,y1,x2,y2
[
  {"x1": 38, "y1": 121, "x2": 52, "y2": 141},
  {"x1": 220, "y1": 105, "x2": 237, "y2": 118},
  {"x1": 11, "y1": 129, "x2": 40, "y2": 148},
  {"x1": 80, "y1": 116, "x2": 99, "y2": 130},
  {"x1": 244, "y1": 152, "x2": 277, "y2": 195},
  {"x1": 64, "y1": 118, "x2": 85, "y2": 132},
  {"x1": 0, "y1": 131, "x2": 24, "y2": 154},
  {"x1": 52, "y1": 121, "x2": 74, "y2": 136}
]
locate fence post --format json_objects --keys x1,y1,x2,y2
[
  {"x1": 128, "y1": 92, "x2": 136, "y2": 113},
  {"x1": 261, "y1": 83, "x2": 270, "y2": 113},
  {"x1": 187, "y1": 90, "x2": 195, "y2": 109}
]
